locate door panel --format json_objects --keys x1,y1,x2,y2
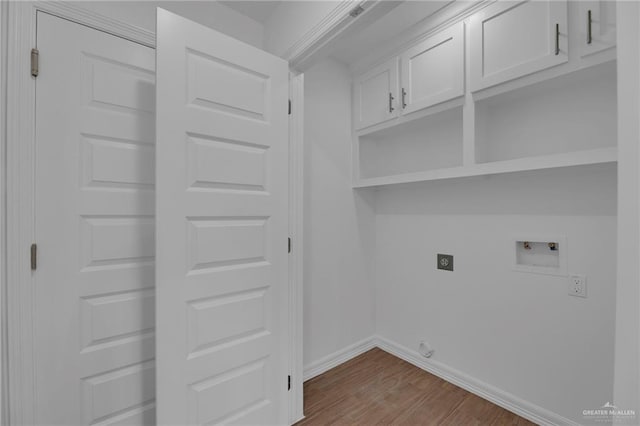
[
  {"x1": 400, "y1": 22, "x2": 464, "y2": 114},
  {"x1": 354, "y1": 58, "x2": 399, "y2": 129},
  {"x1": 580, "y1": 1, "x2": 616, "y2": 57},
  {"x1": 470, "y1": 0, "x2": 568, "y2": 91},
  {"x1": 35, "y1": 12, "x2": 156, "y2": 425},
  {"x1": 156, "y1": 9, "x2": 289, "y2": 425}
]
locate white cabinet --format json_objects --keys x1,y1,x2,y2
[
  {"x1": 354, "y1": 24, "x2": 464, "y2": 130},
  {"x1": 580, "y1": 1, "x2": 616, "y2": 57},
  {"x1": 354, "y1": 58, "x2": 399, "y2": 130},
  {"x1": 351, "y1": 0, "x2": 618, "y2": 188},
  {"x1": 400, "y1": 22, "x2": 464, "y2": 115},
  {"x1": 470, "y1": 0, "x2": 568, "y2": 91}
]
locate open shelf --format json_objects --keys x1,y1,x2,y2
[
  {"x1": 353, "y1": 147, "x2": 617, "y2": 188},
  {"x1": 353, "y1": 59, "x2": 618, "y2": 189},
  {"x1": 475, "y1": 61, "x2": 617, "y2": 163},
  {"x1": 357, "y1": 106, "x2": 463, "y2": 180}
]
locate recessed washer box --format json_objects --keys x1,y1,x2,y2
[{"x1": 512, "y1": 235, "x2": 567, "y2": 276}]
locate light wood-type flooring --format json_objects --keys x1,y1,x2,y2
[{"x1": 297, "y1": 348, "x2": 535, "y2": 425}]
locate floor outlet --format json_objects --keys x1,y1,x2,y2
[{"x1": 568, "y1": 275, "x2": 587, "y2": 298}]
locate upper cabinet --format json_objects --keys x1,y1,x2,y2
[
  {"x1": 470, "y1": 1, "x2": 568, "y2": 91},
  {"x1": 354, "y1": 58, "x2": 399, "y2": 130},
  {"x1": 580, "y1": 1, "x2": 616, "y2": 57},
  {"x1": 400, "y1": 22, "x2": 464, "y2": 115},
  {"x1": 354, "y1": 23, "x2": 465, "y2": 130},
  {"x1": 350, "y1": 0, "x2": 618, "y2": 188}
]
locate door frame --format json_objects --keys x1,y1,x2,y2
[{"x1": 288, "y1": 71, "x2": 304, "y2": 424}]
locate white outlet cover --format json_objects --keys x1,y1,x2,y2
[{"x1": 569, "y1": 275, "x2": 587, "y2": 298}]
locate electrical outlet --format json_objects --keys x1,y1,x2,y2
[
  {"x1": 437, "y1": 254, "x2": 453, "y2": 271},
  {"x1": 568, "y1": 275, "x2": 587, "y2": 298}
]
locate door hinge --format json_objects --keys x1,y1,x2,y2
[
  {"x1": 31, "y1": 48, "x2": 39, "y2": 77},
  {"x1": 288, "y1": 237, "x2": 291, "y2": 254},
  {"x1": 30, "y1": 243, "x2": 37, "y2": 270},
  {"x1": 288, "y1": 99, "x2": 292, "y2": 115},
  {"x1": 288, "y1": 375, "x2": 291, "y2": 391}
]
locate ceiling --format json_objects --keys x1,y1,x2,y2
[
  {"x1": 330, "y1": 1, "x2": 453, "y2": 65},
  {"x1": 219, "y1": 1, "x2": 282, "y2": 23}
]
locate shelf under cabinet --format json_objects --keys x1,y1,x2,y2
[{"x1": 353, "y1": 147, "x2": 617, "y2": 188}]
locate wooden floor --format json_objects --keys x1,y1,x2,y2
[{"x1": 297, "y1": 348, "x2": 535, "y2": 426}]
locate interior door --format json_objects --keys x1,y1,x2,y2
[
  {"x1": 155, "y1": 9, "x2": 290, "y2": 425},
  {"x1": 34, "y1": 12, "x2": 156, "y2": 424}
]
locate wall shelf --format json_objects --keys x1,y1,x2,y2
[
  {"x1": 351, "y1": 1, "x2": 618, "y2": 190},
  {"x1": 353, "y1": 147, "x2": 617, "y2": 188}
]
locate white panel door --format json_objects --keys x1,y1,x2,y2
[
  {"x1": 580, "y1": 1, "x2": 616, "y2": 57},
  {"x1": 156, "y1": 9, "x2": 289, "y2": 425},
  {"x1": 354, "y1": 57, "x2": 399, "y2": 130},
  {"x1": 400, "y1": 22, "x2": 464, "y2": 115},
  {"x1": 34, "y1": 12, "x2": 156, "y2": 425},
  {"x1": 470, "y1": 1, "x2": 568, "y2": 91}
]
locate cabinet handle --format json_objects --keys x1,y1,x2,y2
[
  {"x1": 555, "y1": 23, "x2": 560, "y2": 55},
  {"x1": 587, "y1": 10, "x2": 592, "y2": 44},
  {"x1": 402, "y1": 88, "x2": 407, "y2": 109},
  {"x1": 389, "y1": 92, "x2": 394, "y2": 113}
]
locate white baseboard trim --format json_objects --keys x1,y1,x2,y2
[
  {"x1": 302, "y1": 335, "x2": 580, "y2": 426},
  {"x1": 303, "y1": 336, "x2": 377, "y2": 381},
  {"x1": 373, "y1": 335, "x2": 582, "y2": 426}
]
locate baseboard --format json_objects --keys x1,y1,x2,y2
[
  {"x1": 303, "y1": 336, "x2": 377, "y2": 381},
  {"x1": 373, "y1": 335, "x2": 582, "y2": 426},
  {"x1": 302, "y1": 334, "x2": 581, "y2": 425}
]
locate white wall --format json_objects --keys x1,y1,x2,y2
[
  {"x1": 303, "y1": 58, "x2": 376, "y2": 368},
  {"x1": 0, "y1": 2, "x2": 6, "y2": 424},
  {"x1": 70, "y1": 1, "x2": 264, "y2": 48},
  {"x1": 374, "y1": 165, "x2": 617, "y2": 424},
  {"x1": 614, "y1": 0, "x2": 640, "y2": 416},
  {"x1": 264, "y1": 1, "x2": 340, "y2": 57}
]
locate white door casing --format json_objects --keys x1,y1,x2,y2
[
  {"x1": 34, "y1": 12, "x2": 156, "y2": 424},
  {"x1": 156, "y1": 9, "x2": 290, "y2": 425}
]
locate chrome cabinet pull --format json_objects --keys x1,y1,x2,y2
[
  {"x1": 389, "y1": 92, "x2": 394, "y2": 113},
  {"x1": 555, "y1": 23, "x2": 560, "y2": 55},
  {"x1": 402, "y1": 88, "x2": 407, "y2": 109}
]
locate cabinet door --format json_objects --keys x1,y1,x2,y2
[
  {"x1": 354, "y1": 58, "x2": 399, "y2": 130},
  {"x1": 580, "y1": 1, "x2": 616, "y2": 57},
  {"x1": 470, "y1": 1, "x2": 568, "y2": 91},
  {"x1": 400, "y1": 22, "x2": 464, "y2": 115}
]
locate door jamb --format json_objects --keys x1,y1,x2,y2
[{"x1": 288, "y1": 71, "x2": 305, "y2": 424}]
